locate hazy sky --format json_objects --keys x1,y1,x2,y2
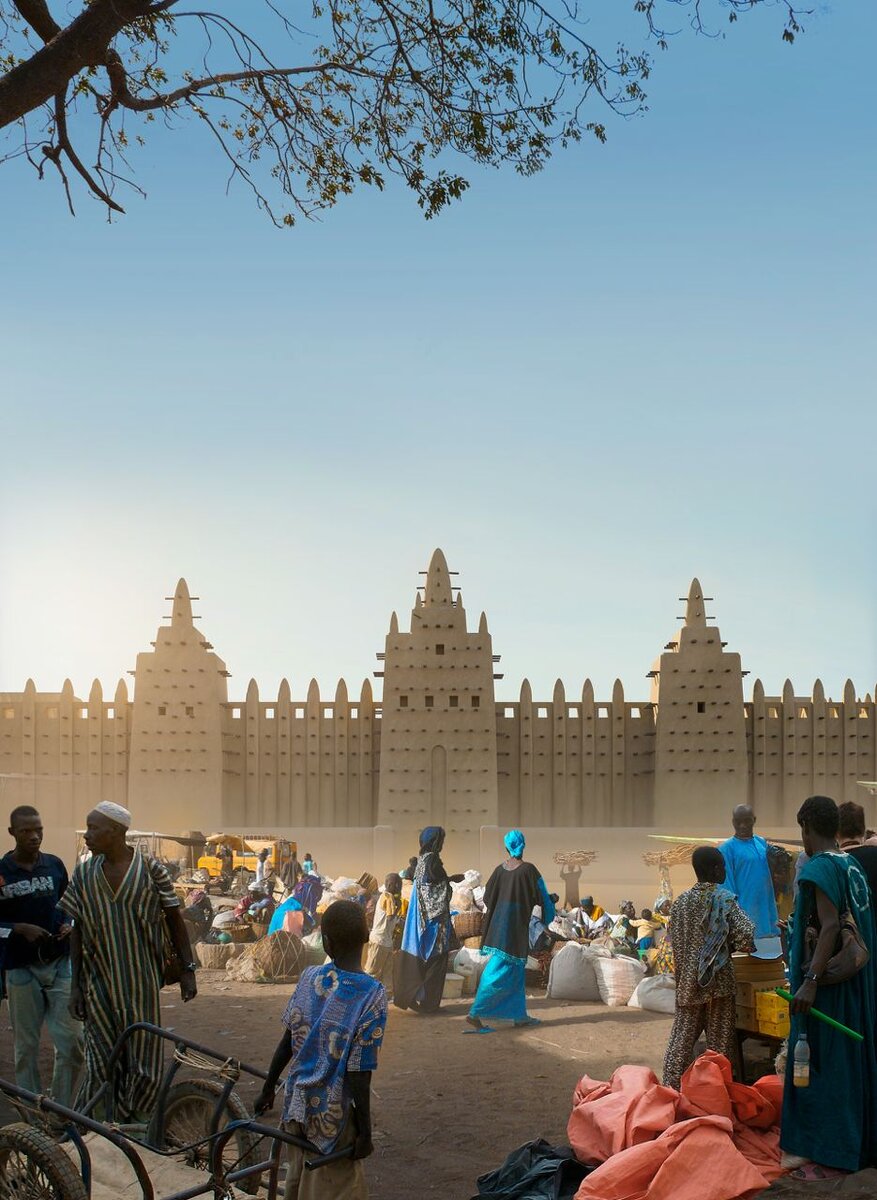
[{"x1": 1, "y1": 1, "x2": 874, "y2": 705}]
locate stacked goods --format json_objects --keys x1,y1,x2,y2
[
  {"x1": 226, "y1": 931, "x2": 305, "y2": 984},
  {"x1": 592, "y1": 955, "x2": 647, "y2": 1007},
  {"x1": 756, "y1": 990, "x2": 790, "y2": 1038},
  {"x1": 733, "y1": 955, "x2": 786, "y2": 1033}
]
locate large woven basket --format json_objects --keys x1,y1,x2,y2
[
  {"x1": 250, "y1": 922, "x2": 271, "y2": 941},
  {"x1": 453, "y1": 911, "x2": 483, "y2": 941},
  {"x1": 225, "y1": 922, "x2": 254, "y2": 943},
  {"x1": 196, "y1": 942, "x2": 236, "y2": 970}
]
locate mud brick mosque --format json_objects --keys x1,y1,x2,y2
[{"x1": 2, "y1": 550, "x2": 874, "y2": 884}]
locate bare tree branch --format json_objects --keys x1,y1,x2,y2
[{"x1": 0, "y1": 0, "x2": 809, "y2": 221}]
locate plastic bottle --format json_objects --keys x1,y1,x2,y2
[{"x1": 793, "y1": 1032, "x2": 810, "y2": 1088}]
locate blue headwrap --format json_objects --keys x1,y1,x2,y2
[
  {"x1": 419, "y1": 826, "x2": 444, "y2": 853},
  {"x1": 504, "y1": 829, "x2": 525, "y2": 859}
]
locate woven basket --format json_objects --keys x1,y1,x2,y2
[
  {"x1": 462, "y1": 936, "x2": 483, "y2": 950},
  {"x1": 196, "y1": 942, "x2": 235, "y2": 970},
  {"x1": 225, "y1": 923, "x2": 254, "y2": 943},
  {"x1": 250, "y1": 922, "x2": 271, "y2": 941},
  {"x1": 453, "y1": 911, "x2": 483, "y2": 941}
]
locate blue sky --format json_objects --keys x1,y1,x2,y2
[{"x1": 1, "y1": 0, "x2": 874, "y2": 705}]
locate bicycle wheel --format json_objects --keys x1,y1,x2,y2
[
  {"x1": 0, "y1": 1122, "x2": 87, "y2": 1200},
  {"x1": 150, "y1": 1078, "x2": 262, "y2": 1194}
]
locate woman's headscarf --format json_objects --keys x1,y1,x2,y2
[
  {"x1": 416, "y1": 827, "x2": 449, "y2": 928},
  {"x1": 419, "y1": 826, "x2": 445, "y2": 855},
  {"x1": 504, "y1": 830, "x2": 526, "y2": 859},
  {"x1": 293, "y1": 874, "x2": 324, "y2": 915}
]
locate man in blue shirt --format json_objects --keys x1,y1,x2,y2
[
  {"x1": 0, "y1": 805, "x2": 83, "y2": 1106},
  {"x1": 719, "y1": 804, "x2": 780, "y2": 957}
]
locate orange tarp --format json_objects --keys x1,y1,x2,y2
[{"x1": 569, "y1": 1052, "x2": 783, "y2": 1200}]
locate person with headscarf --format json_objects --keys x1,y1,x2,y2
[
  {"x1": 466, "y1": 831, "x2": 555, "y2": 1031},
  {"x1": 394, "y1": 827, "x2": 462, "y2": 1014}
]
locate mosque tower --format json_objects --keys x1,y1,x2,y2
[
  {"x1": 128, "y1": 579, "x2": 229, "y2": 832},
  {"x1": 376, "y1": 550, "x2": 499, "y2": 837},
  {"x1": 651, "y1": 579, "x2": 748, "y2": 827}
]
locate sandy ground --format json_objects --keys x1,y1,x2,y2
[{"x1": 0, "y1": 973, "x2": 857, "y2": 1199}]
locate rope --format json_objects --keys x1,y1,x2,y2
[{"x1": 173, "y1": 1046, "x2": 240, "y2": 1082}]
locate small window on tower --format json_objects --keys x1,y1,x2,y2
[
  {"x1": 436, "y1": 644, "x2": 445, "y2": 655},
  {"x1": 425, "y1": 695, "x2": 434, "y2": 709},
  {"x1": 158, "y1": 705, "x2": 167, "y2": 716},
  {"x1": 400, "y1": 696, "x2": 409, "y2": 708},
  {"x1": 186, "y1": 706, "x2": 195, "y2": 717},
  {"x1": 450, "y1": 696, "x2": 459, "y2": 707},
  {"x1": 697, "y1": 702, "x2": 706, "y2": 714},
  {"x1": 471, "y1": 696, "x2": 480, "y2": 709}
]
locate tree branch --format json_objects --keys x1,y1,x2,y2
[
  {"x1": 11, "y1": 0, "x2": 60, "y2": 44},
  {"x1": 0, "y1": 0, "x2": 151, "y2": 129},
  {"x1": 48, "y1": 87, "x2": 125, "y2": 211}
]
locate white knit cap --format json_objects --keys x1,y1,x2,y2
[{"x1": 93, "y1": 801, "x2": 132, "y2": 829}]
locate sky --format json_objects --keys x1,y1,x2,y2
[{"x1": 1, "y1": 0, "x2": 875, "y2": 707}]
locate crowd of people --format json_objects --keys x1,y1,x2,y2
[{"x1": 4, "y1": 794, "x2": 877, "y2": 1195}]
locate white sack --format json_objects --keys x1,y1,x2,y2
[
  {"x1": 546, "y1": 943, "x2": 601, "y2": 1002},
  {"x1": 592, "y1": 955, "x2": 647, "y2": 1007},
  {"x1": 627, "y1": 974, "x2": 676, "y2": 1014},
  {"x1": 453, "y1": 947, "x2": 488, "y2": 996}
]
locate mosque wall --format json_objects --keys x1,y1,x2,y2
[{"x1": 2, "y1": 552, "x2": 875, "y2": 845}]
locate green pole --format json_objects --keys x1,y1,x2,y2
[{"x1": 775, "y1": 987, "x2": 864, "y2": 1043}]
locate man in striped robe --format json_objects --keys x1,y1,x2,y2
[{"x1": 60, "y1": 803, "x2": 197, "y2": 1122}]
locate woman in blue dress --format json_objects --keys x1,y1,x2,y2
[
  {"x1": 467, "y1": 830, "x2": 555, "y2": 1030},
  {"x1": 393, "y1": 827, "x2": 462, "y2": 1014},
  {"x1": 781, "y1": 794, "x2": 877, "y2": 1176}
]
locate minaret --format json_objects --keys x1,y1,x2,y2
[
  {"x1": 128, "y1": 579, "x2": 229, "y2": 832},
  {"x1": 651, "y1": 579, "x2": 748, "y2": 828},
  {"x1": 376, "y1": 550, "x2": 499, "y2": 837}
]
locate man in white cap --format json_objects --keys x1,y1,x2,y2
[{"x1": 60, "y1": 803, "x2": 197, "y2": 1122}]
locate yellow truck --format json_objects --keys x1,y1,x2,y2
[{"x1": 197, "y1": 833, "x2": 297, "y2": 887}]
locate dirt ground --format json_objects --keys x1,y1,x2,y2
[{"x1": 0, "y1": 975, "x2": 858, "y2": 1199}]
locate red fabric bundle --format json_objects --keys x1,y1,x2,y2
[{"x1": 568, "y1": 1052, "x2": 783, "y2": 1200}]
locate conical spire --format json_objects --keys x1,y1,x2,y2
[
  {"x1": 685, "y1": 578, "x2": 707, "y2": 628},
  {"x1": 171, "y1": 578, "x2": 193, "y2": 627},
  {"x1": 424, "y1": 548, "x2": 452, "y2": 606}
]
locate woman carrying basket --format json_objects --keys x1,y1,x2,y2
[{"x1": 467, "y1": 831, "x2": 555, "y2": 1031}]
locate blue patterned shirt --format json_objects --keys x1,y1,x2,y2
[{"x1": 281, "y1": 964, "x2": 387, "y2": 1151}]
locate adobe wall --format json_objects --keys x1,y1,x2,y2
[{"x1": 2, "y1": 554, "x2": 875, "y2": 848}]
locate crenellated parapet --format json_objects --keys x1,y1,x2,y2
[{"x1": 2, "y1": 559, "x2": 875, "y2": 834}]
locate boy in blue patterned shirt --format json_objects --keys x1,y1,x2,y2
[{"x1": 255, "y1": 899, "x2": 387, "y2": 1200}]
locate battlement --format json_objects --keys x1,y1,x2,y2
[{"x1": 2, "y1": 555, "x2": 874, "y2": 834}]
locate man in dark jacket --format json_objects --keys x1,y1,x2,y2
[{"x1": 0, "y1": 805, "x2": 83, "y2": 1105}]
